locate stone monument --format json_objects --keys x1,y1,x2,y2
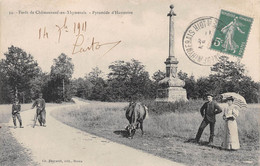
[{"x1": 156, "y1": 5, "x2": 188, "y2": 102}]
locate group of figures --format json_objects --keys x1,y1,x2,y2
[
  {"x1": 192, "y1": 93, "x2": 240, "y2": 150},
  {"x1": 126, "y1": 93, "x2": 241, "y2": 151},
  {"x1": 12, "y1": 92, "x2": 240, "y2": 151},
  {"x1": 12, "y1": 93, "x2": 46, "y2": 129}
]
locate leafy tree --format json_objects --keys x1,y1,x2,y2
[
  {"x1": 209, "y1": 56, "x2": 259, "y2": 103},
  {"x1": 0, "y1": 46, "x2": 41, "y2": 103},
  {"x1": 108, "y1": 60, "x2": 129, "y2": 81},
  {"x1": 86, "y1": 67, "x2": 104, "y2": 84},
  {"x1": 178, "y1": 70, "x2": 188, "y2": 81},
  {"x1": 152, "y1": 70, "x2": 166, "y2": 82},
  {"x1": 211, "y1": 56, "x2": 245, "y2": 81},
  {"x1": 176, "y1": 71, "x2": 198, "y2": 99},
  {"x1": 237, "y1": 76, "x2": 259, "y2": 103},
  {"x1": 30, "y1": 72, "x2": 49, "y2": 100},
  {"x1": 89, "y1": 77, "x2": 107, "y2": 101},
  {"x1": 49, "y1": 53, "x2": 74, "y2": 102},
  {"x1": 196, "y1": 77, "x2": 214, "y2": 99},
  {"x1": 127, "y1": 59, "x2": 153, "y2": 100},
  {"x1": 73, "y1": 78, "x2": 93, "y2": 99},
  {"x1": 107, "y1": 59, "x2": 154, "y2": 101},
  {"x1": 50, "y1": 53, "x2": 74, "y2": 80},
  {"x1": 105, "y1": 79, "x2": 127, "y2": 101},
  {"x1": 209, "y1": 56, "x2": 245, "y2": 94},
  {"x1": 0, "y1": 66, "x2": 12, "y2": 103},
  {"x1": 84, "y1": 67, "x2": 107, "y2": 101},
  {"x1": 184, "y1": 75, "x2": 197, "y2": 99}
]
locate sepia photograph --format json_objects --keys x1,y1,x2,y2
[{"x1": 0, "y1": 0, "x2": 259, "y2": 165}]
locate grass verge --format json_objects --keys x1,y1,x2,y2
[
  {"x1": 51, "y1": 100, "x2": 260, "y2": 166},
  {"x1": 0, "y1": 104, "x2": 38, "y2": 166}
]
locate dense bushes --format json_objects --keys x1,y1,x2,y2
[{"x1": 141, "y1": 99, "x2": 205, "y2": 114}]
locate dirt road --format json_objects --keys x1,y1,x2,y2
[{"x1": 9, "y1": 99, "x2": 184, "y2": 166}]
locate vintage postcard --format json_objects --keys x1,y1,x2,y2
[{"x1": 0, "y1": 0, "x2": 259, "y2": 166}]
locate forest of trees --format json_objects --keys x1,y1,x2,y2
[{"x1": 0, "y1": 46, "x2": 259, "y2": 104}]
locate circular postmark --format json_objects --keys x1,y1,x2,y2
[{"x1": 182, "y1": 16, "x2": 226, "y2": 66}]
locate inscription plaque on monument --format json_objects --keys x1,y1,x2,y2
[{"x1": 157, "y1": 89, "x2": 169, "y2": 98}]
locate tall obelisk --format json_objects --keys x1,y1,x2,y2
[{"x1": 156, "y1": 5, "x2": 188, "y2": 102}]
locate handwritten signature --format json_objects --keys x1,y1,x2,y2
[{"x1": 72, "y1": 34, "x2": 121, "y2": 56}]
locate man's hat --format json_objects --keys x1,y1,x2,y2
[
  {"x1": 206, "y1": 93, "x2": 214, "y2": 97},
  {"x1": 14, "y1": 98, "x2": 19, "y2": 102}
]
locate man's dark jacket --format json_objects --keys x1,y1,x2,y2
[
  {"x1": 200, "y1": 101, "x2": 222, "y2": 123},
  {"x1": 12, "y1": 104, "x2": 21, "y2": 115},
  {"x1": 32, "y1": 98, "x2": 45, "y2": 111}
]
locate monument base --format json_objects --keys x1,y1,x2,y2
[{"x1": 155, "y1": 87, "x2": 188, "y2": 102}]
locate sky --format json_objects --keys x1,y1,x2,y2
[{"x1": 1, "y1": 0, "x2": 259, "y2": 81}]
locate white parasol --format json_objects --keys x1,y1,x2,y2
[{"x1": 221, "y1": 92, "x2": 247, "y2": 109}]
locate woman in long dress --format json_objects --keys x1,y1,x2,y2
[
  {"x1": 221, "y1": 17, "x2": 245, "y2": 53},
  {"x1": 222, "y1": 96, "x2": 240, "y2": 150}
]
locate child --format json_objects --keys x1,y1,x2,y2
[{"x1": 12, "y1": 98, "x2": 23, "y2": 128}]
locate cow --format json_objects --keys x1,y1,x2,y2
[{"x1": 125, "y1": 102, "x2": 148, "y2": 139}]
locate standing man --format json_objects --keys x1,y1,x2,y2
[
  {"x1": 194, "y1": 94, "x2": 222, "y2": 145},
  {"x1": 12, "y1": 98, "x2": 23, "y2": 128},
  {"x1": 32, "y1": 93, "x2": 46, "y2": 127}
]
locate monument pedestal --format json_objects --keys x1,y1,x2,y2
[{"x1": 156, "y1": 87, "x2": 187, "y2": 102}]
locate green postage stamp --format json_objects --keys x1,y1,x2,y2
[{"x1": 211, "y1": 10, "x2": 253, "y2": 57}]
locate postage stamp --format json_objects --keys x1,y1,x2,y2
[
  {"x1": 210, "y1": 10, "x2": 253, "y2": 57},
  {"x1": 182, "y1": 16, "x2": 226, "y2": 66}
]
